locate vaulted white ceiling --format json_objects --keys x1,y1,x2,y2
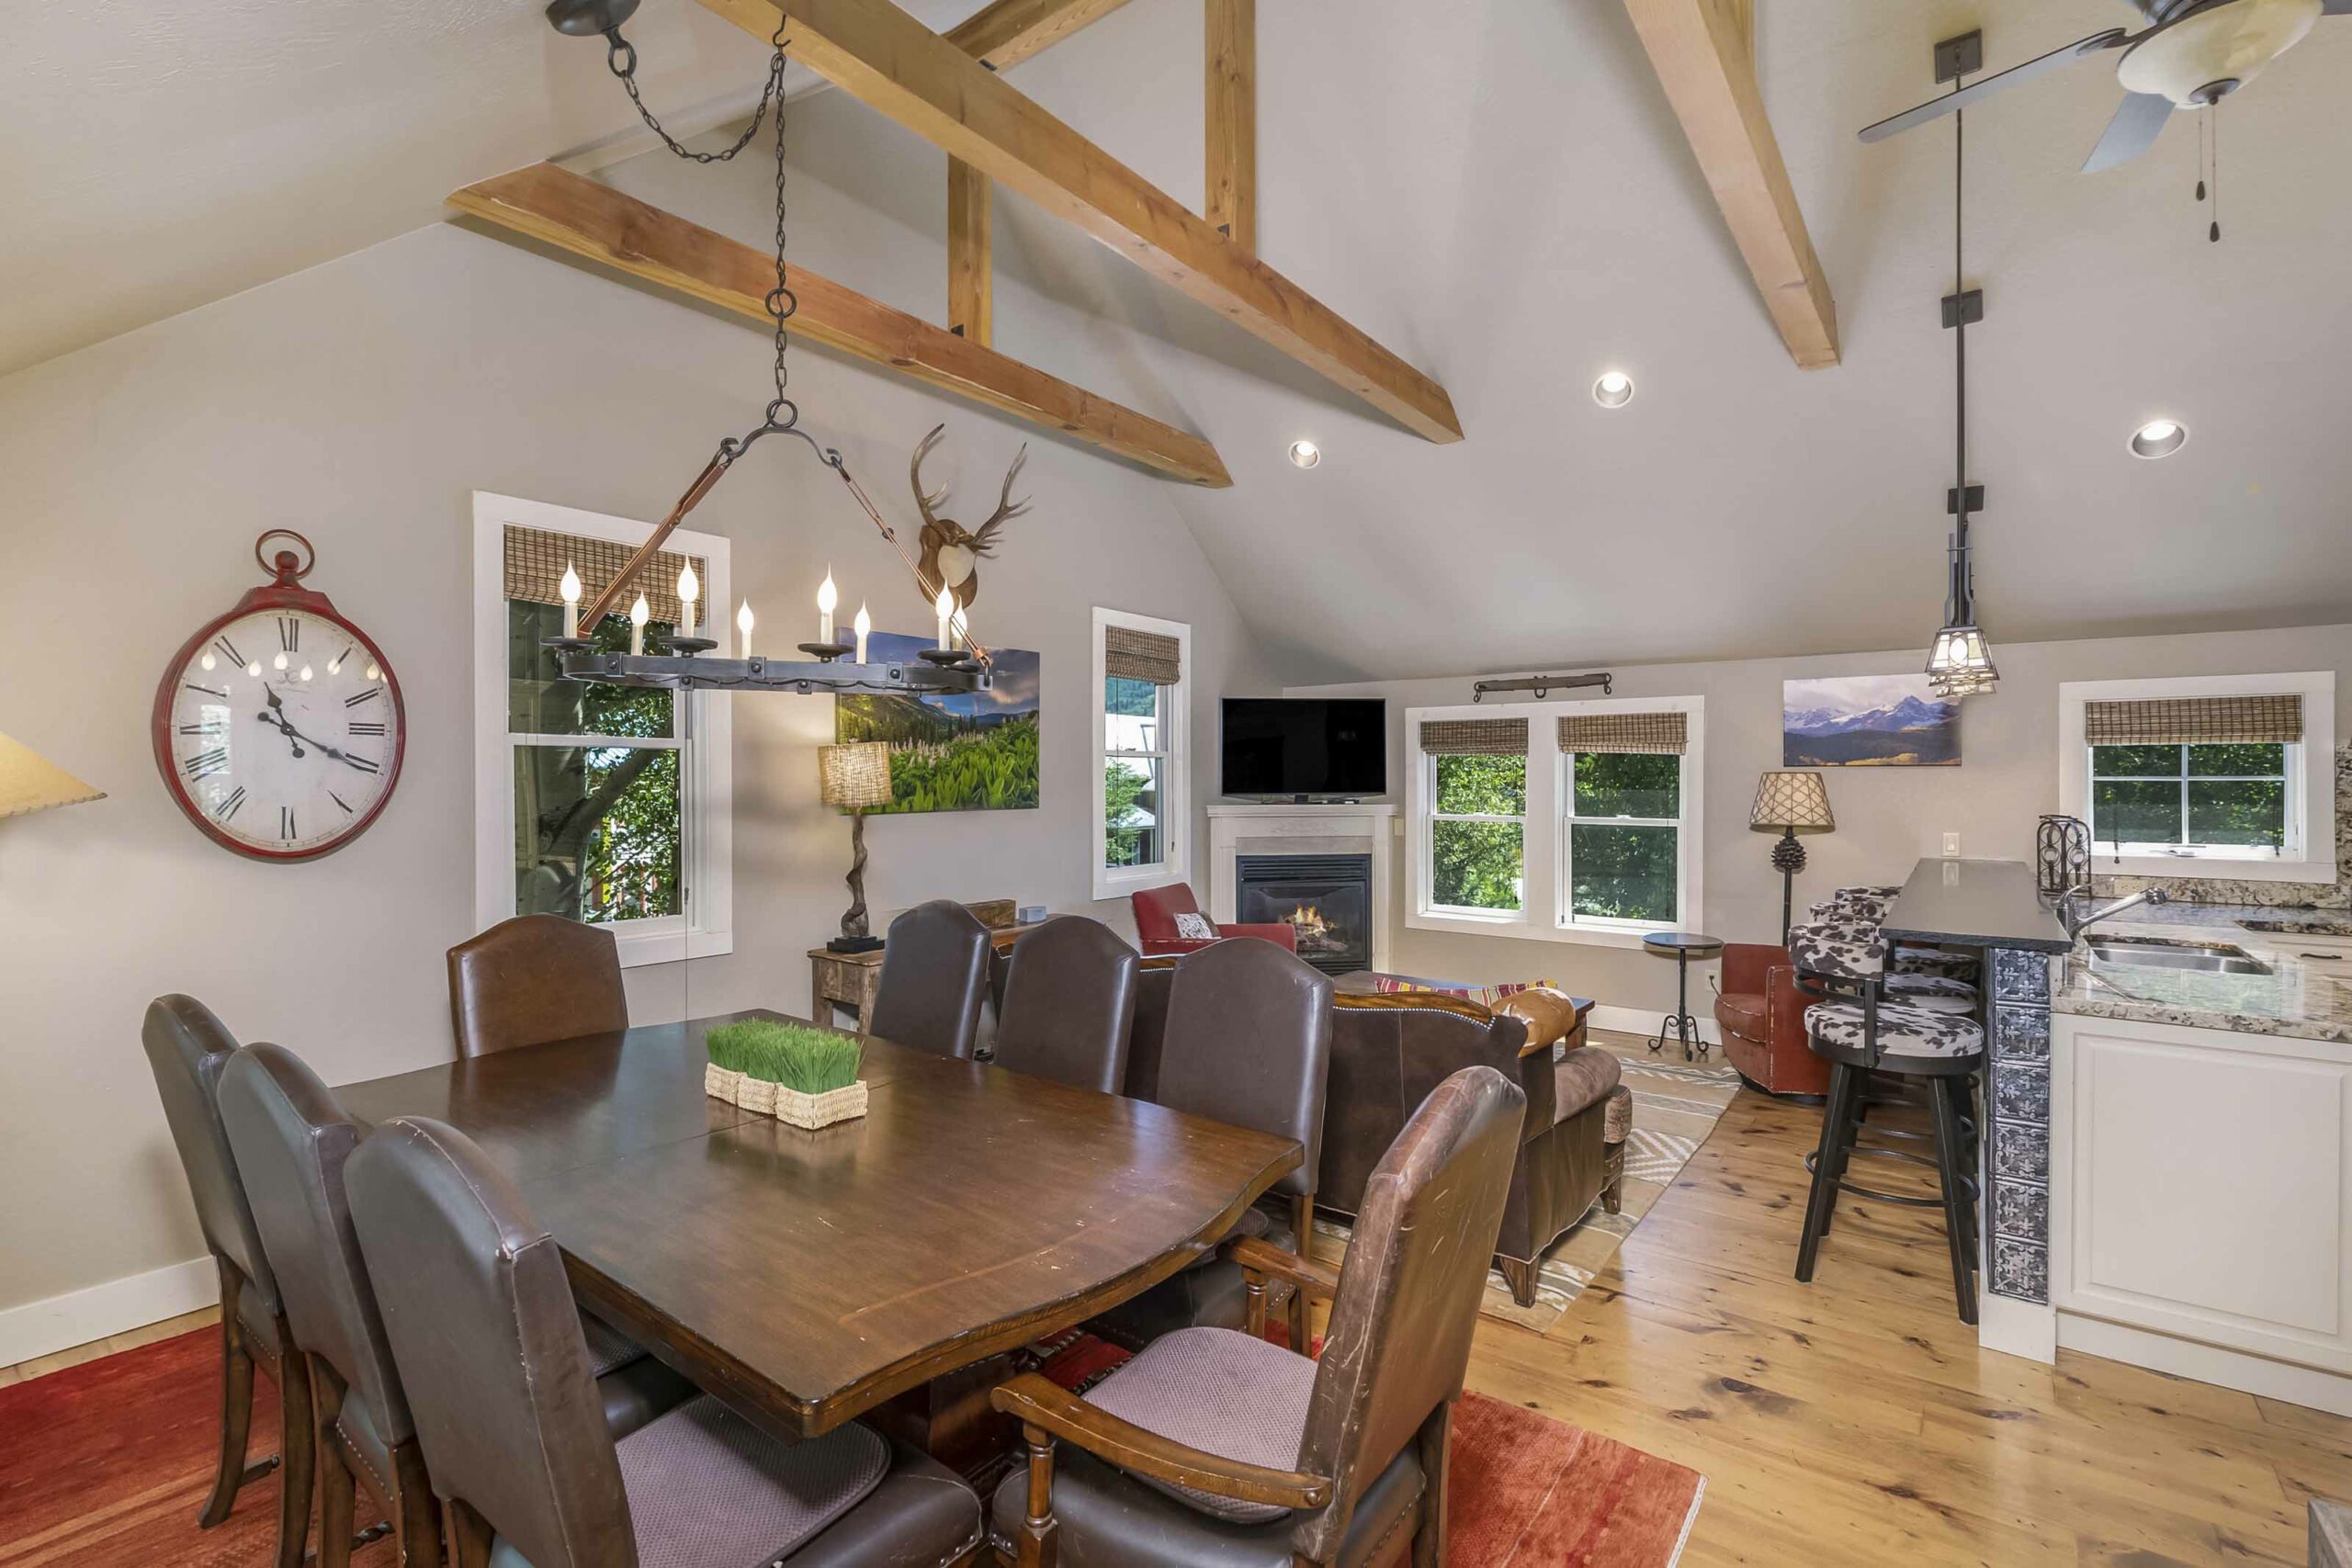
[{"x1": 11, "y1": 0, "x2": 2349, "y2": 682}]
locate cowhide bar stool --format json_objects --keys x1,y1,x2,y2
[{"x1": 1789, "y1": 918, "x2": 1986, "y2": 1324}]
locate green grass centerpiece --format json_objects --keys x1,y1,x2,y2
[{"x1": 706, "y1": 1020, "x2": 868, "y2": 1128}]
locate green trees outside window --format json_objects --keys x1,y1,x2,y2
[
  {"x1": 2089, "y1": 742, "x2": 2290, "y2": 853},
  {"x1": 1567, "y1": 751, "x2": 1679, "y2": 923},
  {"x1": 1430, "y1": 753, "x2": 1525, "y2": 911},
  {"x1": 1104, "y1": 675, "x2": 1166, "y2": 871}
]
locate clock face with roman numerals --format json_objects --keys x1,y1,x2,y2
[{"x1": 153, "y1": 599, "x2": 404, "y2": 862}]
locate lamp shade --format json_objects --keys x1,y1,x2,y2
[
  {"x1": 818, "y1": 742, "x2": 893, "y2": 811},
  {"x1": 0, "y1": 732, "x2": 104, "y2": 820},
  {"x1": 1749, "y1": 770, "x2": 1834, "y2": 834}
]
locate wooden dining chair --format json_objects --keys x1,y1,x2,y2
[
  {"x1": 1100, "y1": 939, "x2": 1333, "y2": 1352},
  {"x1": 867, "y1": 899, "x2": 993, "y2": 1061},
  {"x1": 989, "y1": 1066, "x2": 1529, "y2": 1568},
  {"x1": 139, "y1": 996, "x2": 312, "y2": 1568},
  {"x1": 345, "y1": 1116, "x2": 985, "y2": 1568},
  {"x1": 220, "y1": 1044, "x2": 692, "y2": 1568},
  {"x1": 993, "y1": 918, "x2": 1139, "y2": 1094},
  {"x1": 445, "y1": 915, "x2": 628, "y2": 1058}
]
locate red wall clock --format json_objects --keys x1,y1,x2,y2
[{"x1": 151, "y1": 531, "x2": 407, "y2": 863}]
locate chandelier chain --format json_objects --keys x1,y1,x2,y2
[
  {"x1": 770, "y1": 18, "x2": 794, "y2": 421},
  {"x1": 603, "y1": 19, "x2": 786, "y2": 164}
]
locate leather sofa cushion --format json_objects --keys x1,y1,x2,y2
[
  {"x1": 1603, "y1": 1084, "x2": 1634, "y2": 1145},
  {"x1": 1081, "y1": 1326, "x2": 1316, "y2": 1524},
  {"x1": 1552, "y1": 1047, "x2": 1623, "y2": 1124},
  {"x1": 1714, "y1": 991, "x2": 1770, "y2": 1041}
]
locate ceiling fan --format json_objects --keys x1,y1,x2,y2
[{"x1": 1859, "y1": 0, "x2": 2346, "y2": 172}]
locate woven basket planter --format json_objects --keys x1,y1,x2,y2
[
  {"x1": 705, "y1": 1064, "x2": 743, "y2": 1104},
  {"x1": 772, "y1": 1079, "x2": 869, "y2": 1131},
  {"x1": 732, "y1": 1075, "x2": 780, "y2": 1117}
]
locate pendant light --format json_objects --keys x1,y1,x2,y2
[{"x1": 1923, "y1": 77, "x2": 1999, "y2": 701}]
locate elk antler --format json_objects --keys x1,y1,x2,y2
[
  {"x1": 968, "y1": 444, "x2": 1031, "y2": 555},
  {"x1": 909, "y1": 423, "x2": 950, "y2": 528}
]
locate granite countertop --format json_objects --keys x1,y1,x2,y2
[{"x1": 2052, "y1": 902, "x2": 2352, "y2": 1045}]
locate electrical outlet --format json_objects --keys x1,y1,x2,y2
[{"x1": 1942, "y1": 831, "x2": 1962, "y2": 858}]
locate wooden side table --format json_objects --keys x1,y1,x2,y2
[{"x1": 808, "y1": 946, "x2": 885, "y2": 1031}]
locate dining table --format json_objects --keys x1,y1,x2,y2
[{"x1": 334, "y1": 1009, "x2": 1301, "y2": 1446}]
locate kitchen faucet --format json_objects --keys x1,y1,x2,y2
[{"x1": 2058, "y1": 883, "x2": 2170, "y2": 942}]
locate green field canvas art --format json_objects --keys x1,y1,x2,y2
[{"x1": 836, "y1": 632, "x2": 1041, "y2": 812}]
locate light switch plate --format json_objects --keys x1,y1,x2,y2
[{"x1": 1942, "y1": 831, "x2": 1962, "y2": 858}]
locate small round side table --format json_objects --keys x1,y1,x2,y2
[{"x1": 1641, "y1": 931, "x2": 1724, "y2": 1062}]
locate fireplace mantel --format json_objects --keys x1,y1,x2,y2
[{"x1": 1204, "y1": 803, "x2": 1399, "y2": 974}]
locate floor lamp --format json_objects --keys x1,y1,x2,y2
[
  {"x1": 1749, "y1": 770, "x2": 1835, "y2": 943},
  {"x1": 820, "y1": 741, "x2": 893, "y2": 953}
]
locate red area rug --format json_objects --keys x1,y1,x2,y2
[
  {"x1": 1033, "y1": 1330, "x2": 1704, "y2": 1567},
  {"x1": 5, "y1": 1327, "x2": 1702, "y2": 1568}
]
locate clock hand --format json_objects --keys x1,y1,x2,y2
[{"x1": 256, "y1": 706, "x2": 307, "y2": 760}]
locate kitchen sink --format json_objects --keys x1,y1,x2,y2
[{"x1": 2082, "y1": 935, "x2": 2272, "y2": 976}]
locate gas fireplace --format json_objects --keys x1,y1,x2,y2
[{"x1": 1235, "y1": 853, "x2": 1374, "y2": 976}]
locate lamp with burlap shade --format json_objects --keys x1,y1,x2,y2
[
  {"x1": 0, "y1": 733, "x2": 104, "y2": 820},
  {"x1": 1748, "y1": 770, "x2": 1834, "y2": 942},
  {"x1": 819, "y1": 742, "x2": 893, "y2": 952}
]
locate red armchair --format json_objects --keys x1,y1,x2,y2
[
  {"x1": 1713, "y1": 942, "x2": 1828, "y2": 1098},
  {"x1": 1129, "y1": 883, "x2": 1299, "y2": 957}
]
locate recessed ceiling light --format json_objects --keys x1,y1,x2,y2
[
  {"x1": 2131, "y1": 419, "x2": 2188, "y2": 458},
  {"x1": 1592, "y1": 372, "x2": 1635, "y2": 409},
  {"x1": 1287, "y1": 440, "x2": 1321, "y2": 468}
]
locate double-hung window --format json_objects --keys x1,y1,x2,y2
[
  {"x1": 1092, "y1": 608, "x2": 1190, "y2": 899},
  {"x1": 472, "y1": 492, "x2": 732, "y2": 966},
  {"x1": 2059, "y1": 673, "x2": 2335, "y2": 884},
  {"x1": 1408, "y1": 697, "x2": 1703, "y2": 946}
]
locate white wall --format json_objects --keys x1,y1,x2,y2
[
  {"x1": 0, "y1": 188, "x2": 1274, "y2": 1325},
  {"x1": 1289, "y1": 625, "x2": 2352, "y2": 1012}
]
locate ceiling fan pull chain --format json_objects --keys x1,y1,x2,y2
[
  {"x1": 2211, "y1": 107, "x2": 2222, "y2": 243},
  {"x1": 2196, "y1": 112, "x2": 2207, "y2": 202}
]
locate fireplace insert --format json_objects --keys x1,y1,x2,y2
[{"x1": 1235, "y1": 853, "x2": 1373, "y2": 976}]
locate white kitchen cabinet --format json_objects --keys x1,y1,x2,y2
[{"x1": 2052, "y1": 1012, "x2": 2352, "y2": 1396}]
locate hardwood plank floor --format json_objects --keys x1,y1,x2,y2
[{"x1": 1464, "y1": 1035, "x2": 2351, "y2": 1566}]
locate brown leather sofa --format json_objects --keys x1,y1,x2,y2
[
  {"x1": 1713, "y1": 942, "x2": 1829, "y2": 1098},
  {"x1": 1126, "y1": 956, "x2": 1623, "y2": 1308}
]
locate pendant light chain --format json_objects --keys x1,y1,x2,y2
[
  {"x1": 768, "y1": 20, "x2": 796, "y2": 426},
  {"x1": 604, "y1": 17, "x2": 787, "y2": 164}
]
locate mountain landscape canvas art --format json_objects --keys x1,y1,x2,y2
[
  {"x1": 836, "y1": 633, "x2": 1041, "y2": 811},
  {"x1": 1782, "y1": 674, "x2": 1961, "y2": 767}
]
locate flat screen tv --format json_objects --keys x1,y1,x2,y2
[{"x1": 1220, "y1": 698, "x2": 1388, "y2": 799}]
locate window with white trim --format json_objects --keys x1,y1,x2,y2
[
  {"x1": 1419, "y1": 719, "x2": 1528, "y2": 919},
  {"x1": 1092, "y1": 608, "x2": 1190, "y2": 899},
  {"x1": 471, "y1": 492, "x2": 732, "y2": 966},
  {"x1": 2058, "y1": 672, "x2": 2335, "y2": 886}
]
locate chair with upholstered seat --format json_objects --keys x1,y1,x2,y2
[
  {"x1": 446, "y1": 916, "x2": 628, "y2": 1059},
  {"x1": 1099, "y1": 940, "x2": 1333, "y2": 1351},
  {"x1": 1129, "y1": 882, "x2": 1300, "y2": 957},
  {"x1": 993, "y1": 917, "x2": 1139, "y2": 1093},
  {"x1": 220, "y1": 1044, "x2": 693, "y2": 1568},
  {"x1": 868, "y1": 899, "x2": 994, "y2": 1061},
  {"x1": 141, "y1": 995, "x2": 312, "y2": 1568},
  {"x1": 989, "y1": 1065, "x2": 1528, "y2": 1568},
  {"x1": 345, "y1": 1114, "x2": 984, "y2": 1568},
  {"x1": 1790, "y1": 918, "x2": 1986, "y2": 1324}
]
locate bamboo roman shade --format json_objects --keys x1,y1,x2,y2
[
  {"x1": 1104, "y1": 625, "x2": 1183, "y2": 686},
  {"x1": 2084, "y1": 695, "x2": 2303, "y2": 747},
  {"x1": 1419, "y1": 717, "x2": 1529, "y2": 756},
  {"x1": 504, "y1": 525, "x2": 707, "y2": 629},
  {"x1": 1556, "y1": 712, "x2": 1689, "y2": 755}
]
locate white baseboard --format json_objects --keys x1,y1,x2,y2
[
  {"x1": 1589, "y1": 1003, "x2": 1723, "y2": 1047},
  {"x1": 2059, "y1": 1312, "x2": 2352, "y2": 1418},
  {"x1": 1978, "y1": 1293, "x2": 2058, "y2": 1365},
  {"x1": 0, "y1": 1256, "x2": 217, "y2": 1370}
]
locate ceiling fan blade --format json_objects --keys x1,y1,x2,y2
[
  {"x1": 2082, "y1": 90, "x2": 2176, "y2": 172},
  {"x1": 1859, "y1": 28, "x2": 2132, "y2": 142}
]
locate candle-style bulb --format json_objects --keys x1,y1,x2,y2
[
  {"x1": 817, "y1": 569, "x2": 839, "y2": 645},
  {"x1": 933, "y1": 586, "x2": 956, "y2": 652},
  {"x1": 560, "y1": 563, "x2": 582, "y2": 638},
  {"x1": 853, "y1": 602, "x2": 871, "y2": 664},
  {"x1": 675, "y1": 561, "x2": 698, "y2": 637},
  {"x1": 736, "y1": 599, "x2": 754, "y2": 660},
  {"x1": 629, "y1": 592, "x2": 650, "y2": 657}
]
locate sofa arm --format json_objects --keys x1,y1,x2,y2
[
  {"x1": 1719, "y1": 942, "x2": 1784, "y2": 994},
  {"x1": 1766, "y1": 964, "x2": 1817, "y2": 1045}
]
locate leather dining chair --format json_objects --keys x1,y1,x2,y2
[
  {"x1": 1103, "y1": 939, "x2": 1333, "y2": 1351},
  {"x1": 989, "y1": 1066, "x2": 1529, "y2": 1568},
  {"x1": 140, "y1": 996, "x2": 312, "y2": 1568},
  {"x1": 345, "y1": 1115, "x2": 985, "y2": 1568},
  {"x1": 446, "y1": 915, "x2": 628, "y2": 1059},
  {"x1": 993, "y1": 917, "x2": 1140, "y2": 1094},
  {"x1": 219, "y1": 1044, "x2": 694, "y2": 1568},
  {"x1": 867, "y1": 899, "x2": 992, "y2": 1061}
]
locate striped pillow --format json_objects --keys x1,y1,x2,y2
[{"x1": 1371, "y1": 976, "x2": 1557, "y2": 1010}]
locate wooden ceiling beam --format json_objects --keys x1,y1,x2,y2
[
  {"x1": 699, "y1": 0, "x2": 1463, "y2": 443},
  {"x1": 1623, "y1": 0, "x2": 1839, "y2": 369},
  {"x1": 1204, "y1": 0, "x2": 1256, "y2": 251},
  {"x1": 947, "y1": 159, "x2": 993, "y2": 345},
  {"x1": 944, "y1": 0, "x2": 1137, "y2": 71},
  {"x1": 450, "y1": 163, "x2": 1230, "y2": 487}
]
